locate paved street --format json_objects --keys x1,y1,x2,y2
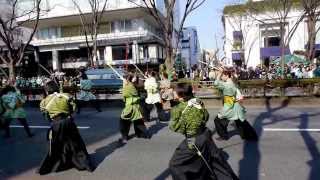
[{"x1": 1, "y1": 102, "x2": 320, "y2": 180}]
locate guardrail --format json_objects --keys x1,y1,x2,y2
[
  {"x1": 5, "y1": 78, "x2": 320, "y2": 101},
  {"x1": 185, "y1": 78, "x2": 320, "y2": 97}
]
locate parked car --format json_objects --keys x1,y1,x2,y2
[{"x1": 85, "y1": 68, "x2": 124, "y2": 92}]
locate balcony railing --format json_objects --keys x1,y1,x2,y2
[{"x1": 31, "y1": 30, "x2": 159, "y2": 46}]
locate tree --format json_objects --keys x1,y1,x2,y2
[
  {"x1": 301, "y1": 0, "x2": 320, "y2": 61},
  {"x1": 0, "y1": 0, "x2": 42, "y2": 82},
  {"x1": 72, "y1": 0, "x2": 108, "y2": 67},
  {"x1": 129, "y1": 0, "x2": 206, "y2": 72}
]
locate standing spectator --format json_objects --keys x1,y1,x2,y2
[
  {"x1": 159, "y1": 73, "x2": 174, "y2": 114},
  {"x1": 313, "y1": 64, "x2": 320, "y2": 77},
  {"x1": 144, "y1": 71, "x2": 162, "y2": 122}
]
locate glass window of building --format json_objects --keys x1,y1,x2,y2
[
  {"x1": 98, "y1": 48, "x2": 105, "y2": 60},
  {"x1": 264, "y1": 37, "x2": 280, "y2": 47},
  {"x1": 111, "y1": 21, "x2": 116, "y2": 33},
  {"x1": 62, "y1": 25, "x2": 80, "y2": 37},
  {"x1": 98, "y1": 22, "x2": 111, "y2": 34},
  {"x1": 112, "y1": 45, "x2": 132, "y2": 60},
  {"x1": 125, "y1": 20, "x2": 132, "y2": 31},
  {"x1": 39, "y1": 28, "x2": 49, "y2": 39},
  {"x1": 119, "y1": 20, "x2": 125, "y2": 32}
]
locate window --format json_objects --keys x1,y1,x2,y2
[
  {"x1": 118, "y1": 20, "x2": 132, "y2": 32},
  {"x1": 264, "y1": 37, "x2": 281, "y2": 47},
  {"x1": 112, "y1": 45, "x2": 132, "y2": 60},
  {"x1": 111, "y1": 22, "x2": 116, "y2": 33},
  {"x1": 119, "y1": 21, "x2": 125, "y2": 32},
  {"x1": 61, "y1": 26, "x2": 80, "y2": 37},
  {"x1": 125, "y1": 20, "x2": 132, "y2": 31},
  {"x1": 98, "y1": 22, "x2": 111, "y2": 34},
  {"x1": 38, "y1": 28, "x2": 49, "y2": 39},
  {"x1": 98, "y1": 48, "x2": 105, "y2": 60}
]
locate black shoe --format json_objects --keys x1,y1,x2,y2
[
  {"x1": 28, "y1": 133, "x2": 35, "y2": 138},
  {"x1": 118, "y1": 138, "x2": 128, "y2": 144}
]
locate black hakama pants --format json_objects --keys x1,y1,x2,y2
[
  {"x1": 214, "y1": 116, "x2": 258, "y2": 141},
  {"x1": 119, "y1": 119, "x2": 149, "y2": 140},
  {"x1": 169, "y1": 129, "x2": 239, "y2": 180},
  {"x1": 38, "y1": 118, "x2": 93, "y2": 175}
]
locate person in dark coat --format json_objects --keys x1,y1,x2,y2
[
  {"x1": 169, "y1": 83, "x2": 239, "y2": 180},
  {"x1": 38, "y1": 81, "x2": 93, "y2": 175}
]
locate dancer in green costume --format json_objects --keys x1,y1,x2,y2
[
  {"x1": 169, "y1": 83, "x2": 239, "y2": 180},
  {"x1": 1, "y1": 85, "x2": 33, "y2": 138},
  {"x1": 213, "y1": 67, "x2": 257, "y2": 141},
  {"x1": 119, "y1": 73, "x2": 149, "y2": 144}
]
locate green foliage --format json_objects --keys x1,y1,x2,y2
[
  {"x1": 172, "y1": 78, "x2": 320, "y2": 88},
  {"x1": 223, "y1": 0, "x2": 303, "y2": 15}
]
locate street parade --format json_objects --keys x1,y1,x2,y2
[{"x1": 1, "y1": 0, "x2": 320, "y2": 180}]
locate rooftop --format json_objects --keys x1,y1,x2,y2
[{"x1": 223, "y1": 0, "x2": 302, "y2": 15}]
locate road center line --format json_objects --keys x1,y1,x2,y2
[
  {"x1": 10, "y1": 125, "x2": 90, "y2": 129},
  {"x1": 264, "y1": 128, "x2": 320, "y2": 132}
]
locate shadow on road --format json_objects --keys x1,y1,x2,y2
[
  {"x1": 154, "y1": 168, "x2": 171, "y2": 180},
  {"x1": 91, "y1": 140, "x2": 125, "y2": 171},
  {"x1": 147, "y1": 122, "x2": 168, "y2": 138},
  {"x1": 0, "y1": 109, "x2": 121, "y2": 179},
  {"x1": 238, "y1": 97, "x2": 291, "y2": 180},
  {"x1": 299, "y1": 113, "x2": 320, "y2": 180}
]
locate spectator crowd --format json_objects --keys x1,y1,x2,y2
[{"x1": 197, "y1": 63, "x2": 320, "y2": 81}]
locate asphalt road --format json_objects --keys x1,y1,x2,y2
[{"x1": 0, "y1": 102, "x2": 320, "y2": 180}]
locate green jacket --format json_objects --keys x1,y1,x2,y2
[
  {"x1": 121, "y1": 82, "x2": 143, "y2": 121},
  {"x1": 2, "y1": 91, "x2": 27, "y2": 119},
  {"x1": 80, "y1": 79, "x2": 93, "y2": 90},
  {"x1": 40, "y1": 92, "x2": 76, "y2": 119},
  {"x1": 169, "y1": 99, "x2": 209, "y2": 137},
  {"x1": 214, "y1": 79, "x2": 246, "y2": 121}
]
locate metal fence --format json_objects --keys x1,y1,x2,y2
[{"x1": 8, "y1": 78, "x2": 320, "y2": 101}]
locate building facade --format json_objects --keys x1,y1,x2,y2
[
  {"x1": 180, "y1": 27, "x2": 201, "y2": 72},
  {"x1": 17, "y1": 0, "x2": 179, "y2": 72},
  {"x1": 223, "y1": 0, "x2": 320, "y2": 68}
]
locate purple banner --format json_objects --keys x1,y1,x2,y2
[
  {"x1": 232, "y1": 52, "x2": 244, "y2": 61},
  {"x1": 260, "y1": 47, "x2": 291, "y2": 58},
  {"x1": 233, "y1": 31, "x2": 243, "y2": 39}
]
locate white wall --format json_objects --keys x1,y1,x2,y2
[{"x1": 223, "y1": 8, "x2": 320, "y2": 68}]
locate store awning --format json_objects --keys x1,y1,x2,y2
[{"x1": 260, "y1": 47, "x2": 291, "y2": 58}]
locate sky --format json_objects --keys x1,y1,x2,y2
[{"x1": 182, "y1": 0, "x2": 242, "y2": 50}]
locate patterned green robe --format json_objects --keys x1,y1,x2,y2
[
  {"x1": 169, "y1": 99, "x2": 209, "y2": 137},
  {"x1": 40, "y1": 92, "x2": 76, "y2": 119},
  {"x1": 2, "y1": 91, "x2": 27, "y2": 119},
  {"x1": 78, "y1": 79, "x2": 96, "y2": 101},
  {"x1": 214, "y1": 79, "x2": 246, "y2": 121},
  {"x1": 121, "y1": 82, "x2": 143, "y2": 121}
]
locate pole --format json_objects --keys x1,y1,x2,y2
[
  {"x1": 133, "y1": 63, "x2": 146, "y2": 78},
  {"x1": 107, "y1": 64, "x2": 124, "y2": 81}
]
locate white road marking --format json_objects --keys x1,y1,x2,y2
[
  {"x1": 264, "y1": 128, "x2": 320, "y2": 132},
  {"x1": 9, "y1": 125, "x2": 90, "y2": 129}
]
